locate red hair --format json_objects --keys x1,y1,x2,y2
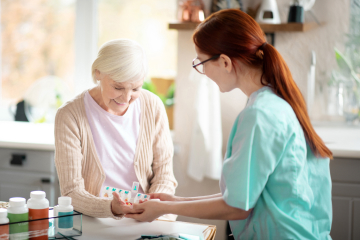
[{"x1": 193, "y1": 9, "x2": 332, "y2": 159}]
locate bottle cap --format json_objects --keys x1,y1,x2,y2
[
  {"x1": 9, "y1": 197, "x2": 26, "y2": 207},
  {"x1": 0, "y1": 208, "x2": 7, "y2": 218},
  {"x1": 30, "y1": 191, "x2": 46, "y2": 199},
  {"x1": 58, "y1": 196, "x2": 72, "y2": 206}
]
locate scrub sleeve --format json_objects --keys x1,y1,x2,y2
[{"x1": 221, "y1": 107, "x2": 284, "y2": 211}]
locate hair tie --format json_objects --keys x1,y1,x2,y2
[
  {"x1": 256, "y1": 42, "x2": 267, "y2": 59},
  {"x1": 259, "y1": 42, "x2": 267, "y2": 50}
]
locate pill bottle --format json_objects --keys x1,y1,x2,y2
[
  {"x1": 0, "y1": 208, "x2": 9, "y2": 239},
  {"x1": 54, "y1": 197, "x2": 73, "y2": 234},
  {"x1": 7, "y1": 197, "x2": 29, "y2": 239},
  {"x1": 27, "y1": 191, "x2": 49, "y2": 240}
]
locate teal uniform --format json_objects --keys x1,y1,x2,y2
[{"x1": 219, "y1": 86, "x2": 332, "y2": 239}]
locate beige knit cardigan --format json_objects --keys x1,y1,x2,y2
[{"x1": 54, "y1": 89, "x2": 177, "y2": 219}]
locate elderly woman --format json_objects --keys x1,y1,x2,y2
[{"x1": 54, "y1": 39, "x2": 177, "y2": 219}]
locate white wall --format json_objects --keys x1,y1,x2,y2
[{"x1": 173, "y1": 0, "x2": 350, "y2": 239}]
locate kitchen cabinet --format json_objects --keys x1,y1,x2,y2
[
  {"x1": 314, "y1": 126, "x2": 360, "y2": 240},
  {"x1": 0, "y1": 148, "x2": 59, "y2": 206},
  {"x1": 0, "y1": 121, "x2": 59, "y2": 206},
  {"x1": 353, "y1": 199, "x2": 360, "y2": 240},
  {"x1": 330, "y1": 158, "x2": 360, "y2": 240}
]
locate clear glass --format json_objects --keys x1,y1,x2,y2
[
  {"x1": 98, "y1": 0, "x2": 178, "y2": 79},
  {"x1": 1, "y1": 0, "x2": 76, "y2": 103},
  {"x1": 192, "y1": 58, "x2": 204, "y2": 73},
  {"x1": 0, "y1": 208, "x2": 82, "y2": 239},
  {"x1": 341, "y1": 82, "x2": 359, "y2": 123},
  {"x1": 326, "y1": 81, "x2": 360, "y2": 123}
]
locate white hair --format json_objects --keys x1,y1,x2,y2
[{"x1": 91, "y1": 39, "x2": 148, "y2": 84}]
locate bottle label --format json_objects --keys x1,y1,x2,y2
[
  {"x1": 58, "y1": 211, "x2": 73, "y2": 229},
  {"x1": 0, "y1": 224, "x2": 9, "y2": 239},
  {"x1": 29, "y1": 208, "x2": 49, "y2": 240},
  {"x1": 8, "y1": 212, "x2": 29, "y2": 235}
]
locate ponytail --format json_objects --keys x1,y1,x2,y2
[
  {"x1": 193, "y1": 9, "x2": 332, "y2": 159},
  {"x1": 261, "y1": 43, "x2": 332, "y2": 159}
]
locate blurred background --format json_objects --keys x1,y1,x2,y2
[{"x1": 0, "y1": 0, "x2": 359, "y2": 239}]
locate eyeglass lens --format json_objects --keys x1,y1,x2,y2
[{"x1": 193, "y1": 59, "x2": 204, "y2": 74}]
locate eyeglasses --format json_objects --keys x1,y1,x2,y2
[{"x1": 192, "y1": 54, "x2": 220, "y2": 74}]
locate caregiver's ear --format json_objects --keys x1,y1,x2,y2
[{"x1": 219, "y1": 54, "x2": 233, "y2": 73}]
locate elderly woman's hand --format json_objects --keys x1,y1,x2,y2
[
  {"x1": 125, "y1": 201, "x2": 166, "y2": 222},
  {"x1": 111, "y1": 192, "x2": 142, "y2": 216},
  {"x1": 148, "y1": 193, "x2": 181, "y2": 202}
]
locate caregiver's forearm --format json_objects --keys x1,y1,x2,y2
[
  {"x1": 163, "y1": 197, "x2": 251, "y2": 220},
  {"x1": 179, "y1": 193, "x2": 222, "y2": 201}
]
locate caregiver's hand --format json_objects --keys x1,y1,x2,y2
[
  {"x1": 111, "y1": 192, "x2": 141, "y2": 216},
  {"x1": 149, "y1": 193, "x2": 181, "y2": 202},
  {"x1": 125, "y1": 201, "x2": 166, "y2": 222}
]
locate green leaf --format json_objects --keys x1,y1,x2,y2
[
  {"x1": 142, "y1": 80, "x2": 175, "y2": 107},
  {"x1": 142, "y1": 80, "x2": 157, "y2": 94},
  {"x1": 335, "y1": 47, "x2": 353, "y2": 72},
  {"x1": 166, "y1": 83, "x2": 175, "y2": 99}
]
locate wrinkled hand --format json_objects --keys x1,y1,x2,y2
[
  {"x1": 125, "y1": 201, "x2": 166, "y2": 222},
  {"x1": 111, "y1": 192, "x2": 142, "y2": 216},
  {"x1": 148, "y1": 193, "x2": 181, "y2": 202}
]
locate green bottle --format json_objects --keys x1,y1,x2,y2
[{"x1": 7, "y1": 197, "x2": 29, "y2": 240}]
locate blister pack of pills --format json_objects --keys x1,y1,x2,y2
[{"x1": 102, "y1": 182, "x2": 151, "y2": 207}]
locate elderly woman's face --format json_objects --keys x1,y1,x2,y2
[{"x1": 95, "y1": 71, "x2": 143, "y2": 116}]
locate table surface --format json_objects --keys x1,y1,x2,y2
[
  {"x1": 77, "y1": 215, "x2": 216, "y2": 240},
  {"x1": 0, "y1": 121, "x2": 360, "y2": 158}
]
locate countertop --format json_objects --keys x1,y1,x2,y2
[
  {"x1": 313, "y1": 125, "x2": 360, "y2": 159},
  {"x1": 0, "y1": 121, "x2": 359, "y2": 158},
  {"x1": 0, "y1": 121, "x2": 54, "y2": 151}
]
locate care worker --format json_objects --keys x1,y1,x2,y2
[
  {"x1": 54, "y1": 39, "x2": 177, "y2": 219},
  {"x1": 126, "y1": 9, "x2": 333, "y2": 239}
]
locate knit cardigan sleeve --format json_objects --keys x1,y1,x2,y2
[
  {"x1": 54, "y1": 105, "x2": 120, "y2": 219},
  {"x1": 147, "y1": 94, "x2": 178, "y2": 195}
]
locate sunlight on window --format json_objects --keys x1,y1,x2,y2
[
  {"x1": 98, "y1": 0, "x2": 178, "y2": 79},
  {"x1": 1, "y1": 0, "x2": 75, "y2": 102}
]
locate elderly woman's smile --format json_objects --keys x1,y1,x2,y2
[{"x1": 113, "y1": 99, "x2": 126, "y2": 105}]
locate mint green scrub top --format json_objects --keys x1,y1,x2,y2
[{"x1": 219, "y1": 86, "x2": 332, "y2": 240}]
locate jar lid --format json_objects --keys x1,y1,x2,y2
[
  {"x1": 0, "y1": 208, "x2": 7, "y2": 218},
  {"x1": 30, "y1": 191, "x2": 46, "y2": 199},
  {"x1": 58, "y1": 197, "x2": 71, "y2": 206},
  {"x1": 9, "y1": 197, "x2": 26, "y2": 207}
]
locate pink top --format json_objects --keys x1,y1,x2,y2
[{"x1": 84, "y1": 91, "x2": 143, "y2": 195}]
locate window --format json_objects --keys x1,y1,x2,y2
[
  {"x1": 0, "y1": 0, "x2": 177, "y2": 121},
  {"x1": 98, "y1": 0, "x2": 178, "y2": 79},
  {"x1": 1, "y1": 0, "x2": 76, "y2": 103},
  {"x1": 347, "y1": 0, "x2": 360, "y2": 74},
  {"x1": 326, "y1": 0, "x2": 360, "y2": 122}
]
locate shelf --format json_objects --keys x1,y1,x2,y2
[
  {"x1": 259, "y1": 22, "x2": 322, "y2": 33},
  {"x1": 168, "y1": 22, "x2": 200, "y2": 30},
  {"x1": 168, "y1": 21, "x2": 322, "y2": 33}
]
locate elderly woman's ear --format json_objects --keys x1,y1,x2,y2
[{"x1": 95, "y1": 69, "x2": 102, "y2": 81}]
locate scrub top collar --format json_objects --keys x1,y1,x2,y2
[{"x1": 247, "y1": 85, "x2": 272, "y2": 107}]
